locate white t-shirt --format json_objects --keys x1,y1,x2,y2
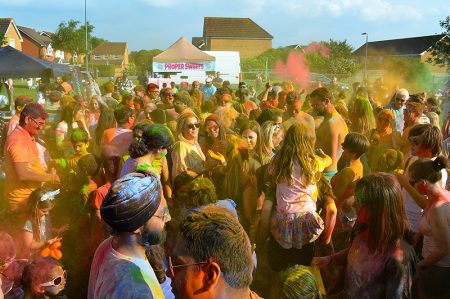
[
  {"x1": 402, "y1": 156, "x2": 447, "y2": 233},
  {"x1": 88, "y1": 237, "x2": 164, "y2": 299}
]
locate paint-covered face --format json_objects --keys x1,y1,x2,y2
[
  {"x1": 311, "y1": 96, "x2": 327, "y2": 116},
  {"x1": 169, "y1": 238, "x2": 208, "y2": 299},
  {"x1": 26, "y1": 116, "x2": 46, "y2": 136},
  {"x1": 174, "y1": 100, "x2": 187, "y2": 114},
  {"x1": 272, "y1": 128, "x2": 284, "y2": 149},
  {"x1": 409, "y1": 134, "x2": 431, "y2": 157},
  {"x1": 242, "y1": 129, "x2": 258, "y2": 150},
  {"x1": 92, "y1": 99, "x2": 99, "y2": 111},
  {"x1": 205, "y1": 120, "x2": 219, "y2": 139},
  {"x1": 73, "y1": 141, "x2": 89, "y2": 156},
  {"x1": 394, "y1": 94, "x2": 407, "y2": 109}
]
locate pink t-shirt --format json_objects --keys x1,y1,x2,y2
[{"x1": 274, "y1": 160, "x2": 318, "y2": 214}]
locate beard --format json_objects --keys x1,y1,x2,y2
[{"x1": 138, "y1": 227, "x2": 167, "y2": 248}]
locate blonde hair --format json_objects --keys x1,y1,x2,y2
[
  {"x1": 261, "y1": 121, "x2": 283, "y2": 157},
  {"x1": 273, "y1": 123, "x2": 318, "y2": 185}
]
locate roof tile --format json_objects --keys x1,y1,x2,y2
[
  {"x1": 353, "y1": 34, "x2": 446, "y2": 56},
  {"x1": 203, "y1": 17, "x2": 273, "y2": 39},
  {"x1": 91, "y1": 42, "x2": 127, "y2": 55}
]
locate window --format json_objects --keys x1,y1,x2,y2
[
  {"x1": 113, "y1": 55, "x2": 121, "y2": 60},
  {"x1": 93, "y1": 55, "x2": 101, "y2": 60},
  {"x1": 8, "y1": 39, "x2": 15, "y2": 48},
  {"x1": 103, "y1": 55, "x2": 108, "y2": 60}
]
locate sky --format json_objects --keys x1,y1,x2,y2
[{"x1": 2, "y1": 0, "x2": 449, "y2": 52}]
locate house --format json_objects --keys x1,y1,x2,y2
[
  {"x1": 18, "y1": 26, "x2": 64, "y2": 62},
  {"x1": 91, "y1": 42, "x2": 128, "y2": 77},
  {"x1": 353, "y1": 34, "x2": 447, "y2": 79},
  {"x1": 0, "y1": 18, "x2": 23, "y2": 51},
  {"x1": 193, "y1": 17, "x2": 273, "y2": 58}
]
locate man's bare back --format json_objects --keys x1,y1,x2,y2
[{"x1": 315, "y1": 111, "x2": 348, "y2": 173}]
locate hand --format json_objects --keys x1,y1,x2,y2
[
  {"x1": 47, "y1": 236, "x2": 62, "y2": 246},
  {"x1": 311, "y1": 256, "x2": 331, "y2": 268},
  {"x1": 395, "y1": 172, "x2": 408, "y2": 187},
  {"x1": 265, "y1": 82, "x2": 272, "y2": 90},
  {"x1": 208, "y1": 150, "x2": 226, "y2": 165}
]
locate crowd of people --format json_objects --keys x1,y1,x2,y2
[{"x1": 0, "y1": 72, "x2": 449, "y2": 299}]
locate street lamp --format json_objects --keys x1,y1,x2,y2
[
  {"x1": 85, "y1": 0, "x2": 88, "y2": 72},
  {"x1": 361, "y1": 32, "x2": 368, "y2": 81}
]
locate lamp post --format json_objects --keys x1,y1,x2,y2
[
  {"x1": 361, "y1": 32, "x2": 368, "y2": 81},
  {"x1": 85, "y1": 0, "x2": 88, "y2": 73}
]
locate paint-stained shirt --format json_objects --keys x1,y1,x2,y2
[{"x1": 88, "y1": 237, "x2": 163, "y2": 299}]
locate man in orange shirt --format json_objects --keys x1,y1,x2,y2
[
  {"x1": 4, "y1": 103, "x2": 60, "y2": 216},
  {"x1": 101, "y1": 105, "x2": 135, "y2": 158}
]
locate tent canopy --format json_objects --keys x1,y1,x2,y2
[
  {"x1": 153, "y1": 37, "x2": 215, "y2": 63},
  {"x1": 0, "y1": 46, "x2": 71, "y2": 78}
]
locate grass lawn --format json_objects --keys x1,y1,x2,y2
[{"x1": 10, "y1": 79, "x2": 37, "y2": 100}]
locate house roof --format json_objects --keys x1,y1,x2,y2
[
  {"x1": 353, "y1": 34, "x2": 446, "y2": 56},
  {"x1": 203, "y1": 17, "x2": 273, "y2": 39},
  {"x1": 91, "y1": 42, "x2": 127, "y2": 55},
  {"x1": 18, "y1": 26, "x2": 52, "y2": 47},
  {"x1": 153, "y1": 37, "x2": 215, "y2": 63},
  {"x1": 0, "y1": 18, "x2": 23, "y2": 41}
]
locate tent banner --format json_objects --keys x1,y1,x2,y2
[{"x1": 153, "y1": 61, "x2": 215, "y2": 73}]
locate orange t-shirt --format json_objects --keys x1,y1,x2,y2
[{"x1": 4, "y1": 126, "x2": 46, "y2": 209}]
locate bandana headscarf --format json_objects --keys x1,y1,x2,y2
[{"x1": 101, "y1": 172, "x2": 162, "y2": 232}]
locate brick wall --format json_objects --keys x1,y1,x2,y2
[
  {"x1": 21, "y1": 36, "x2": 40, "y2": 58},
  {"x1": 208, "y1": 38, "x2": 272, "y2": 58}
]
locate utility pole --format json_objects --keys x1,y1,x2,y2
[{"x1": 362, "y1": 32, "x2": 368, "y2": 81}]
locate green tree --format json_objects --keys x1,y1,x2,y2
[
  {"x1": 129, "y1": 49, "x2": 163, "y2": 73},
  {"x1": 322, "y1": 39, "x2": 357, "y2": 77},
  {"x1": 0, "y1": 33, "x2": 6, "y2": 46},
  {"x1": 51, "y1": 20, "x2": 106, "y2": 55},
  {"x1": 427, "y1": 16, "x2": 450, "y2": 67},
  {"x1": 241, "y1": 40, "x2": 357, "y2": 78}
]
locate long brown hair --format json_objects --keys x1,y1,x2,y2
[
  {"x1": 26, "y1": 185, "x2": 56, "y2": 241},
  {"x1": 354, "y1": 173, "x2": 409, "y2": 254},
  {"x1": 272, "y1": 123, "x2": 318, "y2": 185}
]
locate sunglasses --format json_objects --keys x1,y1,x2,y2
[
  {"x1": 206, "y1": 125, "x2": 219, "y2": 131},
  {"x1": 165, "y1": 93, "x2": 174, "y2": 97},
  {"x1": 30, "y1": 117, "x2": 45, "y2": 128},
  {"x1": 168, "y1": 256, "x2": 207, "y2": 277},
  {"x1": 186, "y1": 123, "x2": 200, "y2": 129},
  {"x1": 40, "y1": 270, "x2": 67, "y2": 287}
]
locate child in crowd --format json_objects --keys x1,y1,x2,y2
[
  {"x1": 21, "y1": 185, "x2": 67, "y2": 258},
  {"x1": 22, "y1": 257, "x2": 67, "y2": 298},
  {"x1": 331, "y1": 132, "x2": 370, "y2": 250},
  {"x1": 66, "y1": 129, "x2": 90, "y2": 174}
]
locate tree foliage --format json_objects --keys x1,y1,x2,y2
[
  {"x1": 241, "y1": 39, "x2": 357, "y2": 78},
  {"x1": 129, "y1": 49, "x2": 163, "y2": 73},
  {"x1": 0, "y1": 33, "x2": 6, "y2": 46},
  {"x1": 427, "y1": 16, "x2": 450, "y2": 67},
  {"x1": 51, "y1": 20, "x2": 106, "y2": 55}
]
